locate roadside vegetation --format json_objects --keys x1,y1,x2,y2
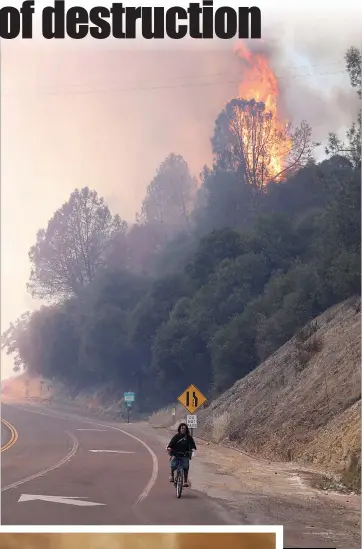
[{"x1": 2, "y1": 46, "x2": 360, "y2": 416}]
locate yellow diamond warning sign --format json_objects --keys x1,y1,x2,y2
[{"x1": 177, "y1": 384, "x2": 207, "y2": 414}]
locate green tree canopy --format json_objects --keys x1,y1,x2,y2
[{"x1": 28, "y1": 187, "x2": 126, "y2": 300}]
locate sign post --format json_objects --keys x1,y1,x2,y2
[
  {"x1": 177, "y1": 384, "x2": 207, "y2": 437},
  {"x1": 124, "y1": 392, "x2": 135, "y2": 424},
  {"x1": 126, "y1": 402, "x2": 132, "y2": 423}
]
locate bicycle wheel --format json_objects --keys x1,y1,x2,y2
[{"x1": 176, "y1": 467, "x2": 183, "y2": 498}]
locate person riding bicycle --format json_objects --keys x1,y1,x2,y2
[{"x1": 166, "y1": 422, "x2": 197, "y2": 487}]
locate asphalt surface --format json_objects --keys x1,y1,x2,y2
[
  {"x1": 1, "y1": 421, "x2": 11, "y2": 449},
  {"x1": 1, "y1": 401, "x2": 236, "y2": 525}
]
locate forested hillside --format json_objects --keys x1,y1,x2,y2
[{"x1": 2, "y1": 46, "x2": 360, "y2": 413}]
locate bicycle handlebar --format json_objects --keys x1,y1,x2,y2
[{"x1": 168, "y1": 450, "x2": 193, "y2": 458}]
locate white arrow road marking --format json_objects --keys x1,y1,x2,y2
[
  {"x1": 18, "y1": 494, "x2": 106, "y2": 507},
  {"x1": 89, "y1": 450, "x2": 134, "y2": 453},
  {"x1": 77, "y1": 429, "x2": 108, "y2": 431}
]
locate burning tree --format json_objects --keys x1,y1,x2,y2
[
  {"x1": 212, "y1": 42, "x2": 315, "y2": 190},
  {"x1": 212, "y1": 98, "x2": 314, "y2": 190}
]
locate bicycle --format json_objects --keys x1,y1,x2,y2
[{"x1": 169, "y1": 450, "x2": 192, "y2": 499}]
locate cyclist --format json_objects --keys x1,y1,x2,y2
[{"x1": 166, "y1": 422, "x2": 197, "y2": 487}]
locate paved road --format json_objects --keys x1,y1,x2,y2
[
  {"x1": 1, "y1": 420, "x2": 11, "y2": 448},
  {"x1": 1, "y1": 401, "x2": 238, "y2": 525}
]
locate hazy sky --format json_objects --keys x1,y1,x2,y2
[{"x1": 1, "y1": 0, "x2": 361, "y2": 379}]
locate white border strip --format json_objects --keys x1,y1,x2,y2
[{"x1": 0, "y1": 389, "x2": 2, "y2": 523}]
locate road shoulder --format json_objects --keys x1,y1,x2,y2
[{"x1": 146, "y1": 422, "x2": 361, "y2": 549}]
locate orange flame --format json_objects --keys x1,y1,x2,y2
[{"x1": 233, "y1": 41, "x2": 292, "y2": 181}]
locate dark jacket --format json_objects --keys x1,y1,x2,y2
[{"x1": 168, "y1": 433, "x2": 197, "y2": 455}]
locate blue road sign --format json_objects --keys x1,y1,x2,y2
[{"x1": 124, "y1": 391, "x2": 135, "y2": 402}]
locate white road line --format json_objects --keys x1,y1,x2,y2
[
  {"x1": 5, "y1": 406, "x2": 68, "y2": 420},
  {"x1": 89, "y1": 450, "x2": 134, "y2": 453},
  {"x1": 2, "y1": 430, "x2": 79, "y2": 492},
  {"x1": 77, "y1": 429, "x2": 108, "y2": 431},
  {"x1": 4, "y1": 403, "x2": 159, "y2": 506}
]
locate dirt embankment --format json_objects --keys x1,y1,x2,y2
[{"x1": 197, "y1": 298, "x2": 361, "y2": 477}]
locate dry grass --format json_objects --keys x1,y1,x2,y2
[
  {"x1": 295, "y1": 319, "x2": 319, "y2": 343},
  {"x1": 212, "y1": 411, "x2": 231, "y2": 443},
  {"x1": 148, "y1": 405, "x2": 186, "y2": 428},
  {"x1": 198, "y1": 299, "x2": 361, "y2": 474},
  {"x1": 294, "y1": 334, "x2": 324, "y2": 372},
  {"x1": 2, "y1": 377, "x2": 126, "y2": 419},
  {"x1": 341, "y1": 452, "x2": 361, "y2": 494},
  {"x1": 1, "y1": 375, "x2": 52, "y2": 402},
  {"x1": 294, "y1": 320, "x2": 324, "y2": 372}
]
